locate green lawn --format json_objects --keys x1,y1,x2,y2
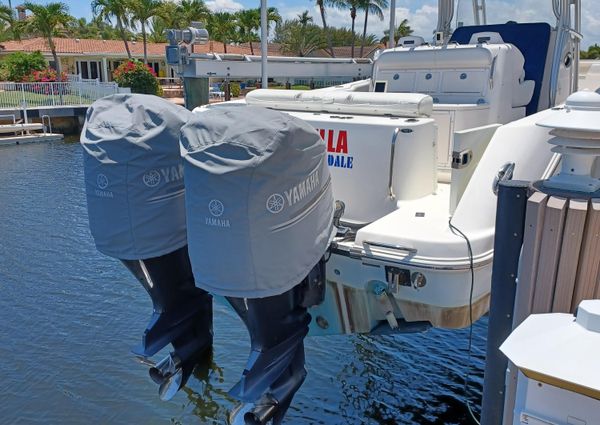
[{"x1": 0, "y1": 90, "x2": 93, "y2": 109}]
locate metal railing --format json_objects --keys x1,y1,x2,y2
[{"x1": 0, "y1": 80, "x2": 120, "y2": 109}]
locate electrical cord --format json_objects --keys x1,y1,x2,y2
[{"x1": 449, "y1": 218, "x2": 481, "y2": 425}]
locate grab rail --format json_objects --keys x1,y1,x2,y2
[
  {"x1": 41, "y1": 115, "x2": 52, "y2": 134},
  {"x1": 388, "y1": 127, "x2": 401, "y2": 199},
  {"x1": 363, "y1": 241, "x2": 418, "y2": 255},
  {"x1": 0, "y1": 114, "x2": 16, "y2": 124}
]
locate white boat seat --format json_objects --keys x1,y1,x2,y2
[
  {"x1": 397, "y1": 36, "x2": 426, "y2": 47},
  {"x1": 246, "y1": 89, "x2": 433, "y2": 118}
]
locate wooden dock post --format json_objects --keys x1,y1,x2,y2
[{"x1": 499, "y1": 191, "x2": 599, "y2": 425}]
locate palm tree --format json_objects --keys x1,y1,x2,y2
[
  {"x1": 279, "y1": 20, "x2": 325, "y2": 57},
  {"x1": 130, "y1": 0, "x2": 161, "y2": 64},
  {"x1": 266, "y1": 7, "x2": 281, "y2": 36},
  {"x1": 92, "y1": 0, "x2": 132, "y2": 59},
  {"x1": 237, "y1": 9, "x2": 259, "y2": 55},
  {"x1": 297, "y1": 10, "x2": 313, "y2": 27},
  {"x1": 380, "y1": 18, "x2": 413, "y2": 45},
  {"x1": 359, "y1": 0, "x2": 387, "y2": 57},
  {"x1": 335, "y1": 0, "x2": 361, "y2": 58},
  {"x1": 208, "y1": 12, "x2": 236, "y2": 54},
  {"x1": 23, "y1": 2, "x2": 72, "y2": 74},
  {"x1": 178, "y1": 0, "x2": 210, "y2": 27},
  {"x1": 313, "y1": 0, "x2": 335, "y2": 57},
  {"x1": 0, "y1": 3, "x2": 19, "y2": 40}
]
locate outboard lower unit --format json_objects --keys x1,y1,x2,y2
[
  {"x1": 180, "y1": 106, "x2": 334, "y2": 424},
  {"x1": 81, "y1": 94, "x2": 213, "y2": 400}
]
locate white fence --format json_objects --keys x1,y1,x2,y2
[{"x1": 0, "y1": 80, "x2": 120, "y2": 109}]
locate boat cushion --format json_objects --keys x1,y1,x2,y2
[
  {"x1": 246, "y1": 89, "x2": 433, "y2": 117},
  {"x1": 181, "y1": 105, "x2": 334, "y2": 298},
  {"x1": 451, "y1": 22, "x2": 552, "y2": 115},
  {"x1": 81, "y1": 94, "x2": 192, "y2": 260}
]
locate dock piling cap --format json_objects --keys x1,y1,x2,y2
[
  {"x1": 500, "y1": 300, "x2": 600, "y2": 399},
  {"x1": 577, "y1": 300, "x2": 600, "y2": 333},
  {"x1": 536, "y1": 90, "x2": 600, "y2": 133}
]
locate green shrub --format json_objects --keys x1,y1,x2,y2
[
  {"x1": 230, "y1": 82, "x2": 240, "y2": 97},
  {"x1": 113, "y1": 60, "x2": 160, "y2": 95},
  {"x1": 0, "y1": 51, "x2": 47, "y2": 82},
  {"x1": 219, "y1": 82, "x2": 241, "y2": 98}
]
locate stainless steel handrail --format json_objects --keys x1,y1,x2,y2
[
  {"x1": 388, "y1": 127, "x2": 401, "y2": 199},
  {"x1": 363, "y1": 240, "x2": 418, "y2": 255}
]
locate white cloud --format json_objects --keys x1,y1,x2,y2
[
  {"x1": 271, "y1": 0, "x2": 599, "y2": 48},
  {"x1": 206, "y1": 0, "x2": 244, "y2": 13}
]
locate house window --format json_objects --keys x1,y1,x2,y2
[
  {"x1": 76, "y1": 60, "x2": 104, "y2": 81},
  {"x1": 148, "y1": 61, "x2": 160, "y2": 75},
  {"x1": 90, "y1": 61, "x2": 99, "y2": 80}
]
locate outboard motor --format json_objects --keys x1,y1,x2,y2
[
  {"x1": 81, "y1": 94, "x2": 213, "y2": 400},
  {"x1": 180, "y1": 106, "x2": 334, "y2": 424}
]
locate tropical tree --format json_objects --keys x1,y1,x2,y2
[
  {"x1": 178, "y1": 0, "x2": 210, "y2": 27},
  {"x1": 92, "y1": 0, "x2": 133, "y2": 59},
  {"x1": 23, "y1": 2, "x2": 72, "y2": 74},
  {"x1": 359, "y1": 0, "x2": 387, "y2": 57},
  {"x1": 0, "y1": 3, "x2": 20, "y2": 40},
  {"x1": 237, "y1": 9, "x2": 259, "y2": 54},
  {"x1": 581, "y1": 44, "x2": 600, "y2": 60},
  {"x1": 277, "y1": 20, "x2": 325, "y2": 57},
  {"x1": 313, "y1": 0, "x2": 336, "y2": 57},
  {"x1": 380, "y1": 18, "x2": 413, "y2": 45},
  {"x1": 266, "y1": 6, "x2": 281, "y2": 35},
  {"x1": 298, "y1": 10, "x2": 313, "y2": 27},
  {"x1": 208, "y1": 12, "x2": 236, "y2": 53},
  {"x1": 130, "y1": 0, "x2": 161, "y2": 64},
  {"x1": 335, "y1": 0, "x2": 362, "y2": 58}
]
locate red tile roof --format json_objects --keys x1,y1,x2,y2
[
  {"x1": 0, "y1": 37, "x2": 379, "y2": 59},
  {"x1": 0, "y1": 37, "x2": 266, "y2": 57}
]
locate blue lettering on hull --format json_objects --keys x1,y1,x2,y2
[{"x1": 328, "y1": 155, "x2": 354, "y2": 169}]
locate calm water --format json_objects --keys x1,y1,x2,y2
[{"x1": 0, "y1": 141, "x2": 487, "y2": 424}]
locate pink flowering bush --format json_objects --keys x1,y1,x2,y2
[
  {"x1": 22, "y1": 68, "x2": 67, "y2": 83},
  {"x1": 113, "y1": 60, "x2": 161, "y2": 95}
]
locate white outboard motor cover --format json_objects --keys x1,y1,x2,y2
[
  {"x1": 81, "y1": 94, "x2": 192, "y2": 260},
  {"x1": 181, "y1": 106, "x2": 334, "y2": 298}
]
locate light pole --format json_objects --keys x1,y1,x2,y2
[{"x1": 261, "y1": 0, "x2": 268, "y2": 88}]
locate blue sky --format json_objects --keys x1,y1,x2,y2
[{"x1": 31, "y1": 0, "x2": 600, "y2": 48}]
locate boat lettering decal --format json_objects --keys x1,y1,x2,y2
[
  {"x1": 316, "y1": 128, "x2": 354, "y2": 169},
  {"x1": 283, "y1": 169, "x2": 320, "y2": 208}
]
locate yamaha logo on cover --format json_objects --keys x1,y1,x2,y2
[
  {"x1": 95, "y1": 173, "x2": 113, "y2": 198},
  {"x1": 205, "y1": 199, "x2": 230, "y2": 228},
  {"x1": 266, "y1": 193, "x2": 285, "y2": 214},
  {"x1": 143, "y1": 170, "x2": 161, "y2": 188},
  {"x1": 208, "y1": 199, "x2": 224, "y2": 217},
  {"x1": 96, "y1": 173, "x2": 109, "y2": 189},
  {"x1": 267, "y1": 169, "x2": 321, "y2": 214}
]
